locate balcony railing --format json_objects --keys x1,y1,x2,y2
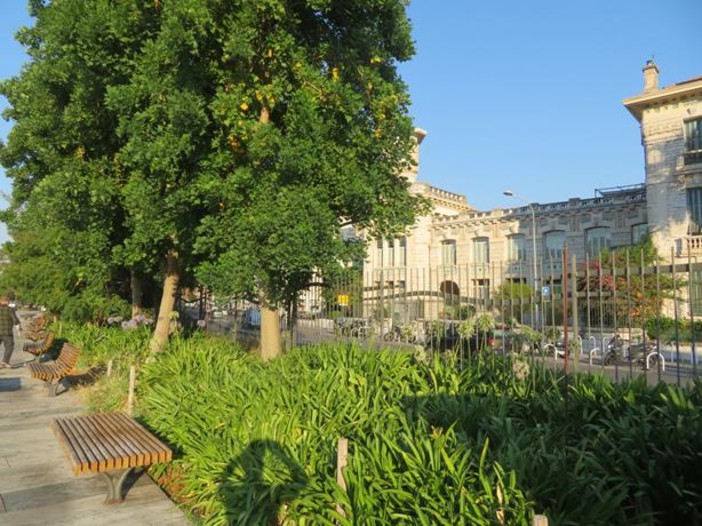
[
  {"x1": 687, "y1": 236, "x2": 702, "y2": 257},
  {"x1": 505, "y1": 261, "x2": 528, "y2": 276},
  {"x1": 684, "y1": 150, "x2": 702, "y2": 166}
]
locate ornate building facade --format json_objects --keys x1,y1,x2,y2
[
  {"x1": 623, "y1": 61, "x2": 702, "y2": 259},
  {"x1": 362, "y1": 62, "x2": 702, "y2": 324}
]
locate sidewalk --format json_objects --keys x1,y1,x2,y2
[{"x1": 0, "y1": 337, "x2": 190, "y2": 525}]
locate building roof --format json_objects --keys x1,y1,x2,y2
[{"x1": 623, "y1": 74, "x2": 702, "y2": 121}]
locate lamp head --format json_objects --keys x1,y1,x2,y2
[{"x1": 503, "y1": 190, "x2": 514, "y2": 197}]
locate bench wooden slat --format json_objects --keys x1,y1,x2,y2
[
  {"x1": 29, "y1": 343, "x2": 81, "y2": 394},
  {"x1": 82, "y1": 414, "x2": 136, "y2": 470},
  {"x1": 52, "y1": 413, "x2": 171, "y2": 476},
  {"x1": 99, "y1": 413, "x2": 154, "y2": 467},
  {"x1": 24, "y1": 332, "x2": 55, "y2": 356},
  {"x1": 61, "y1": 418, "x2": 104, "y2": 474},
  {"x1": 71, "y1": 421, "x2": 107, "y2": 473},
  {"x1": 51, "y1": 419, "x2": 88, "y2": 475},
  {"x1": 105, "y1": 414, "x2": 159, "y2": 454},
  {"x1": 94, "y1": 414, "x2": 145, "y2": 467},
  {"x1": 120, "y1": 414, "x2": 172, "y2": 463},
  {"x1": 115, "y1": 412, "x2": 172, "y2": 463},
  {"x1": 70, "y1": 416, "x2": 115, "y2": 473},
  {"x1": 112, "y1": 413, "x2": 173, "y2": 463},
  {"x1": 51, "y1": 412, "x2": 172, "y2": 504},
  {"x1": 85, "y1": 415, "x2": 135, "y2": 471},
  {"x1": 53, "y1": 418, "x2": 100, "y2": 474}
]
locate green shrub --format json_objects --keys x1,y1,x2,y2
[
  {"x1": 134, "y1": 345, "x2": 533, "y2": 524},
  {"x1": 69, "y1": 331, "x2": 702, "y2": 525}
]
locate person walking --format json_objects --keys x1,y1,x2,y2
[{"x1": 0, "y1": 297, "x2": 20, "y2": 368}]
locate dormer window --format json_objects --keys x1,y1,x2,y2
[{"x1": 684, "y1": 118, "x2": 702, "y2": 165}]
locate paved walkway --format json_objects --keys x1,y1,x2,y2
[{"x1": 0, "y1": 329, "x2": 190, "y2": 525}]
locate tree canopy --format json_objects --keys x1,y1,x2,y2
[{"x1": 1, "y1": 0, "x2": 424, "y2": 354}]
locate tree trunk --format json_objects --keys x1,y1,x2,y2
[
  {"x1": 130, "y1": 270, "x2": 143, "y2": 319},
  {"x1": 256, "y1": 104, "x2": 281, "y2": 361},
  {"x1": 289, "y1": 300, "x2": 298, "y2": 350},
  {"x1": 260, "y1": 305, "x2": 281, "y2": 361},
  {"x1": 149, "y1": 249, "x2": 180, "y2": 353}
]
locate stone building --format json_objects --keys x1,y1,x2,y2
[
  {"x1": 623, "y1": 61, "x2": 702, "y2": 260},
  {"x1": 361, "y1": 62, "x2": 702, "y2": 324}
]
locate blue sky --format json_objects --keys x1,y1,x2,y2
[
  {"x1": 1, "y1": 1, "x2": 700, "y2": 243},
  {"x1": 400, "y1": 0, "x2": 700, "y2": 210}
]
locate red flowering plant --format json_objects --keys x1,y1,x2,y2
[{"x1": 576, "y1": 238, "x2": 682, "y2": 329}]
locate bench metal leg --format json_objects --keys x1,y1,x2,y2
[
  {"x1": 47, "y1": 380, "x2": 59, "y2": 397},
  {"x1": 101, "y1": 468, "x2": 134, "y2": 504}
]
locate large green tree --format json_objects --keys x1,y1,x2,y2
[
  {"x1": 2, "y1": 0, "x2": 424, "y2": 357},
  {"x1": 0, "y1": 0, "x2": 156, "y2": 320},
  {"x1": 191, "y1": 1, "x2": 424, "y2": 358}
]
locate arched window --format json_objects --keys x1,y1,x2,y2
[
  {"x1": 439, "y1": 280, "x2": 460, "y2": 307},
  {"x1": 507, "y1": 234, "x2": 526, "y2": 262},
  {"x1": 631, "y1": 223, "x2": 648, "y2": 245},
  {"x1": 586, "y1": 227, "x2": 611, "y2": 258},
  {"x1": 543, "y1": 231, "x2": 566, "y2": 262}
]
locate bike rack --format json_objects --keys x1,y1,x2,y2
[
  {"x1": 589, "y1": 347, "x2": 600, "y2": 367},
  {"x1": 541, "y1": 343, "x2": 557, "y2": 368},
  {"x1": 587, "y1": 336, "x2": 597, "y2": 352},
  {"x1": 646, "y1": 351, "x2": 665, "y2": 372}
]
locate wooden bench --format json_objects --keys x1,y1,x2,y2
[
  {"x1": 23, "y1": 326, "x2": 50, "y2": 341},
  {"x1": 23, "y1": 329, "x2": 46, "y2": 342},
  {"x1": 28, "y1": 342, "x2": 81, "y2": 396},
  {"x1": 25, "y1": 314, "x2": 48, "y2": 331},
  {"x1": 23, "y1": 331, "x2": 55, "y2": 358},
  {"x1": 22, "y1": 317, "x2": 48, "y2": 340},
  {"x1": 51, "y1": 412, "x2": 173, "y2": 503}
]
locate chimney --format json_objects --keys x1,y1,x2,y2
[
  {"x1": 403, "y1": 128, "x2": 427, "y2": 183},
  {"x1": 643, "y1": 59, "x2": 659, "y2": 93}
]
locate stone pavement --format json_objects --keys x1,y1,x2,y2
[{"x1": 0, "y1": 329, "x2": 190, "y2": 526}]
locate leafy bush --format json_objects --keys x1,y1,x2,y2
[
  {"x1": 645, "y1": 316, "x2": 702, "y2": 344},
  {"x1": 55, "y1": 321, "x2": 154, "y2": 412},
  {"x1": 133, "y1": 345, "x2": 532, "y2": 524},
  {"x1": 542, "y1": 326, "x2": 561, "y2": 343},
  {"x1": 71, "y1": 331, "x2": 702, "y2": 524},
  {"x1": 127, "y1": 342, "x2": 702, "y2": 524}
]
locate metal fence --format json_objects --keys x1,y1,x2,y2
[{"x1": 205, "y1": 249, "x2": 702, "y2": 385}]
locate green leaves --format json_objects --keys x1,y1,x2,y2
[
  {"x1": 68, "y1": 331, "x2": 702, "y2": 523},
  {"x1": 3, "y1": 0, "x2": 424, "y2": 328}
]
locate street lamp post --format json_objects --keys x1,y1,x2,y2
[{"x1": 504, "y1": 190, "x2": 539, "y2": 329}]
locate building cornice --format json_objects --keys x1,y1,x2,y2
[
  {"x1": 427, "y1": 191, "x2": 646, "y2": 231},
  {"x1": 412, "y1": 182, "x2": 474, "y2": 213},
  {"x1": 623, "y1": 77, "x2": 702, "y2": 122}
]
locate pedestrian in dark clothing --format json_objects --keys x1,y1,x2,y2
[{"x1": 0, "y1": 298, "x2": 20, "y2": 368}]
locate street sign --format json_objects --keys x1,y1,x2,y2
[{"x1": 541, "y1": 286, "x2": 551, "y2": 297}]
